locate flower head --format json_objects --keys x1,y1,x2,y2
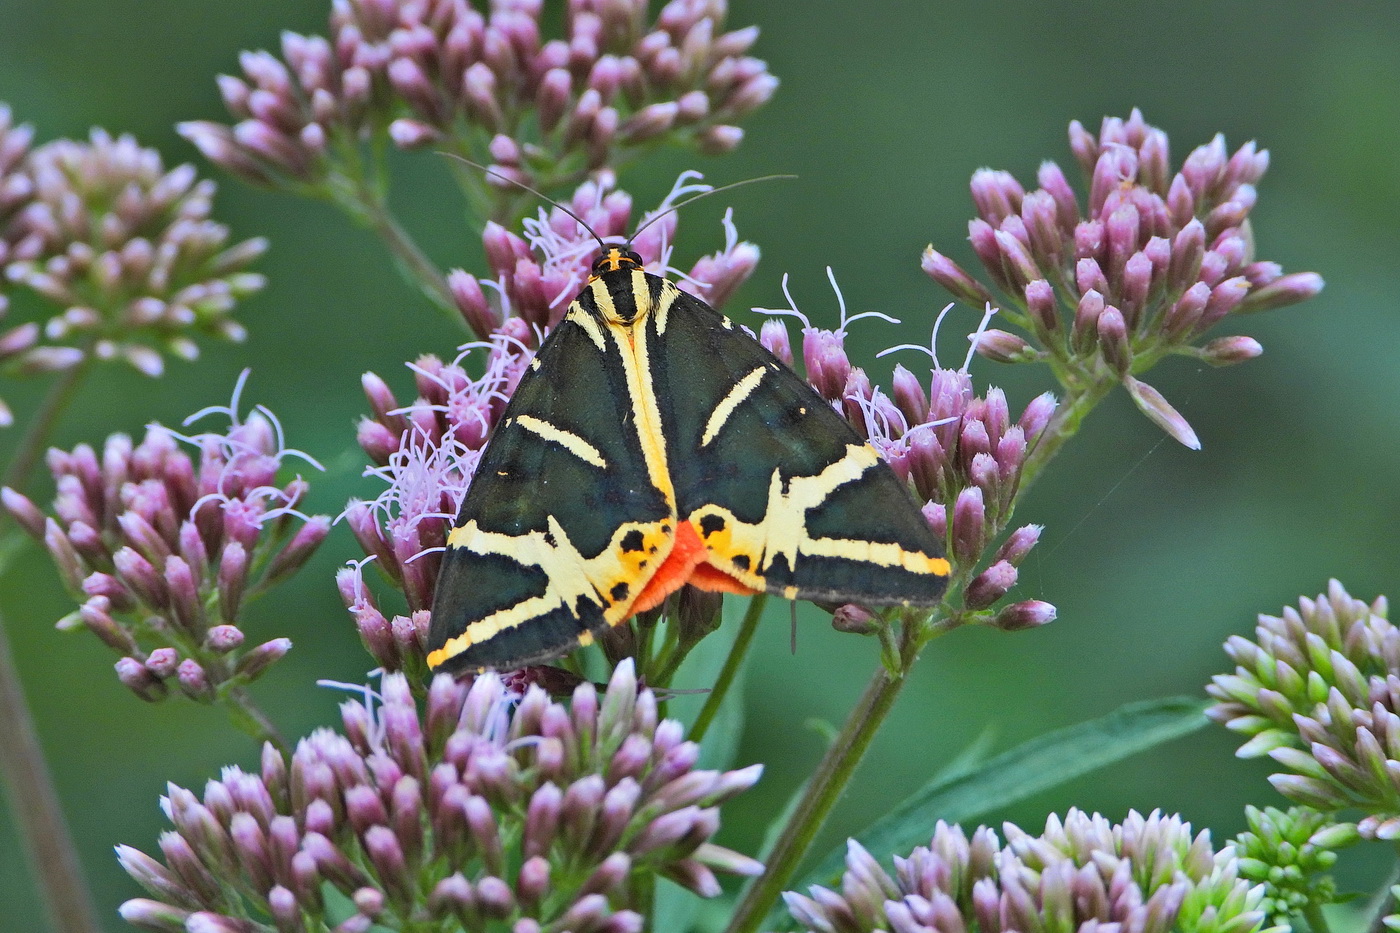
[
  {"x1": 0, "y1": 128, "x2": 264, "y2": 378},
  {"x1": 924, "y1": 109, "x2": 1323, "y2": 448},
  {"x1": 1206, "y1": 580, "x2": 1400, "y2": 838},
  {"x1": 2, "y1": 372, "x2": 327, "y2": 702},
  {"x1": 181, "y1": 0, "x2": 776, "y2": 192},
  {"x1": 118, "y1": 661, "x2": 762, "y2": 931},
  {"x1": 342, "y1": 329, "x2": 531, "y2": 673},
  {"x1": 0, "y1": 103, "x2": 36, "y2": 267},
  {"x1": 0, "y1": 103, "x2": 40, "y2": 425},
  {"x1": 785, "y1": 810, "x2": 1268, "y2": 933},
  {"x1": 1230, "y1": 806, "x2": 1356, "y2": 927}
]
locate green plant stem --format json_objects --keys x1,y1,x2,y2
[
  {"x1": 689, "y1": 593, "x2": 766, "y2": 743},
  {"x1": 0, "y1": 360, "x2": 102, "y2": 933},
  {"x1": 723, "y1": 614, "x2": 924, "y2": 933},
  {"x1": 0, "y1": 611, "x2": 103, "y2": 933},
  {"x1": 1304, "y1": 901, "x2": 1333, "y2": 933}
]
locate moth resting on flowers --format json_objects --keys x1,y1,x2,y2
[{"x1": 427, "y1": 242, "x2": 949, "y2": 673}]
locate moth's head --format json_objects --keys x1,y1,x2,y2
[{"x1": 589, "y1": 246, "x2": 644, "y2": 279}]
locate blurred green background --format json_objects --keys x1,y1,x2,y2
[{"x1": 2, "y1": 0, "x2": 1398, "y2": 929}]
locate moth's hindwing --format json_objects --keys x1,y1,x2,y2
[
  {"x1": 427, "y1": 308, "x2": 676, "y2": 673},
  {"x1": 647, "y1": 277, "x2": 950, "y2": 606}
]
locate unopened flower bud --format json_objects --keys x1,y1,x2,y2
[
  {"x1": 1198, "y1": 335, "x2": 1263, "y2": 366},
  {"x1": 992, "y1": 599, "x2": 1057, "y2": 631},
  {"x1": 1238, "y1": 271, "x2": 1325, "y2": 313},
  {"x1": 922, "y1": 247, "x2": 994, "y2": 308},
  {"x1": 973, "y1": 329, "x2": 1040, "y2": 364},
  {"x1": 177, "y1": 659, "x2": 215, "y2": 703},
  {"x1": 233, "y1": 637, "x2": 291, "y2": 683},
  {"x1": 951, "y1": 487, "x2": 986, "y2": 567},
  {"x1": 264, "y1": 515, "x2": 330, "y2": 584},
  {"x1": 1125, "y1": 377, "x2": 1200, "y2": 450},
  {"x1": 832, "y1": 603, "x2": 879, "y2": 635},
  {"x1": 759, "y1": 318, "x2": 792, "y2": 366},
  {"x1": 994, "y1": 525, "x2": 1042, "y2": 566},
  {"x1": 117, "y1": 656, "x2": 168, "y2": 701},
  {"x1": 965, "y1": 560, "x2": 1017, "y2": 610},
  {"x1": 1096, "y1": 306, "x2": 1131, "y2": 376}
]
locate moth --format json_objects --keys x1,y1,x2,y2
[{"x1": 428, "y1": 239, "x2": 949, "y2": 674}]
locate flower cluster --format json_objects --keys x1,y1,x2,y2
[
  {"x1": 0, "y1": 103, "x2": 33, "y2": 263},
  {"x1": 758, "y1": 276, "x2": 1055, "y2": 630},
  {"x1": 180, "y1": 0, "x2": 776, "y2": 193},
  {"x1": 1, "y1": 375, "x2": 327, "y2": 702},
  {"x1": 340, "y1": 173, "x2": 758, "y2": 672},
  {"x1": 1206, "y1": 580, "x2": 1400, "y2": 838},
  {"x1": 450, "y1": 169, "x2": 759, "y2": 337},
  {"x1": 340, "y1": 334, "x2": 527, "y2": 675},
  {"x1": 1230, "y1": 806, "x2": 1356, "y2": 927},
  {"x1": 118, "y1": 661, "x2": 762, "y2": 932},
  {"x1": 0, "y1": 104, "x2": 39, "y2": 425},
  {"x1": 924, "y1": 109, "x2": 1323, "y2": 448},
  {"x1": 0, "y1": 125, "x2": 264, "y2": 379},
  {"x1": 785, "y1": 810, "x2": 1268, "y2": 933}
]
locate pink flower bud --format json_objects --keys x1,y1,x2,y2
[
  {"x1": 973, "y1": 329, "x2": 1039, "y2": 364},
  {"x1": 234, "y1": 637, "x2": 291, "y2": 682},
  {"x1": 1199, "y1": 335, "x2": 1263, "y2": 366},
  {"x1": 116, "y1": 656, "x2": 168, "y2": 701},
  {"x1": 831, "y1": 604, "x2": 879, "y2": 635},
  {"x1": 965, "y1": 560, "x2": 1018, "y2": 610},
  {"x1": 992, "y1": 600, "x2": 1057, "y2": 631},
  {"x1": 951, "y1": 486, "x2": 986, "y2": 567},
  {"x1": 921, "y1": 247, "x2": 994, "y2": 309},
  {"x1": 177, "y1": 659, "x2": 215, "y2": 702},
  {"x1": 1125, "y1": 377, "x2": 1200, "y2": 450},
  {"x1": 758, "y1": 319, "x2": 792, "y2": 366}
]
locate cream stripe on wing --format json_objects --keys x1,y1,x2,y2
[
  {"x1": 701, "y1": 365, "x2": 767, "y2": 447},
  {"x1": 652, "y1": 279, "x2": 681, "y2": 334},
  {"x1": 515, "y1": 415, "x2": 608, "y2": 468}
]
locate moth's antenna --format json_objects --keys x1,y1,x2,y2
[
  {"x1": 438, "y1": 153, "x2": 609, "y2": 254},
  {"x1": 629, "y1": 174, "x2": 796, "y2": 243}
]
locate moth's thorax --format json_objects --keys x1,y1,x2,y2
[{"x1": 581, "y1": 267, "x2": 655, "y2": 325}]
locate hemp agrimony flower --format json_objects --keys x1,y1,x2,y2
[
  {"x1": 0, "y1": 103, "x2": 35, "y2": 264},
  {"x1": 179, "y1": 0, "x2": 775, "y2": 197},
  {"x1": 1230, "y1": 805, "x2": 1357, "y2": 927},
  {"x1": 1206, "y1": 580, "x2": 1400, "y2": 838},
  {"x1": 1, "y1": 373, "x2": 327, "y2": 704},
  {"x1": 924, "y1": 109, "x2": 1323, "y2": 448},
  {"x1": 1, "y1": 128, "x2": 265, "y2": 377},
  {"x1": 117, "y1": 661, "x2": 762, "y2": 932},
  {"x1": 784, "y1": 811, "x2": 1269, "y2": 933}
]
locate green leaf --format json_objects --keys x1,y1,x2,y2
[{"x1": 795, "y1": 696, "x2": 1210, "y2": 894}]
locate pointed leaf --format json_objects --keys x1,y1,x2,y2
[{"x1": 797, "y1": 696, "x2": 1209, "y2": 892}]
